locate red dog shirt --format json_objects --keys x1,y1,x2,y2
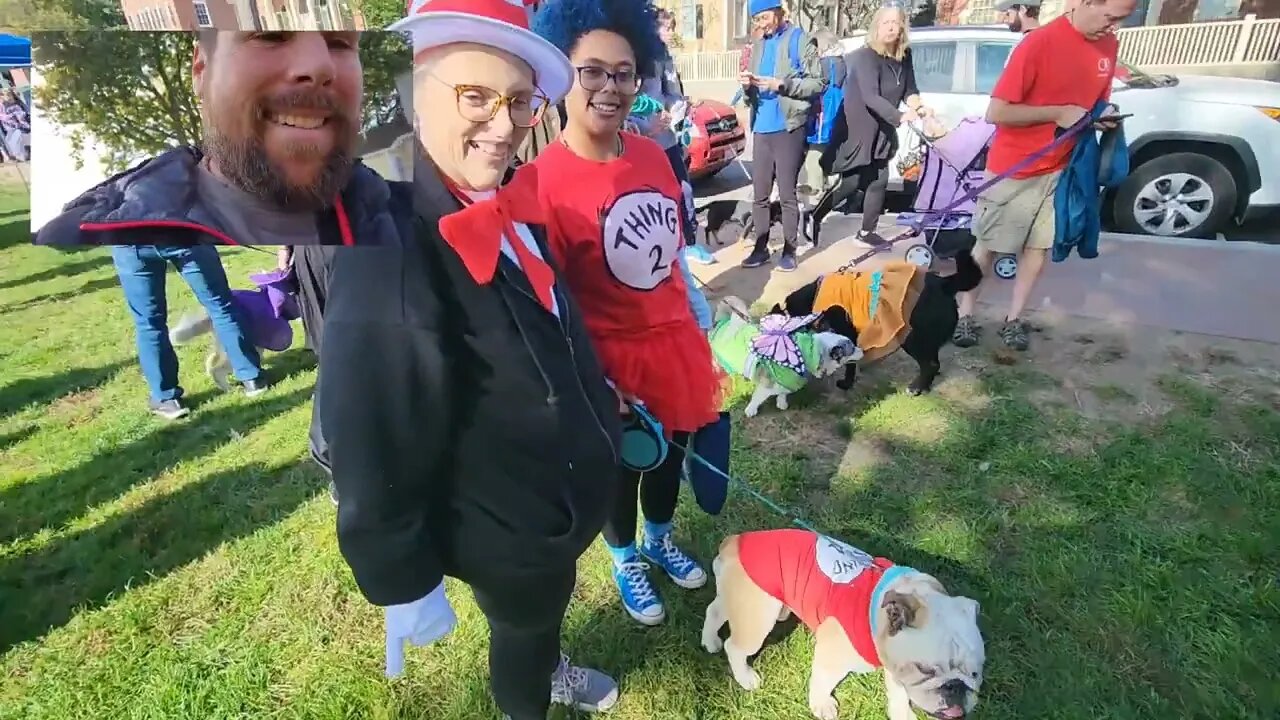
[{"x1": 737, "y1": 529, "x2": 896, "y2": 667}]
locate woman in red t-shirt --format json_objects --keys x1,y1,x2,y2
[{"x1": 531, "y1": 0, "x2": 722, "y2": 627}]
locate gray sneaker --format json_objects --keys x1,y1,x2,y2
[
  {"x1": 999, "y1": 318, "x2": 1030, "y2": 351},
  {"x1": 550, "y1": 653, "x2": 618, "y2": 712},
  {"x1": 953, "y1": 316, "x2": 980, "y2": 348},
  {"x1": 149, "y1": 398, "x2": 189, "y2": 420}
]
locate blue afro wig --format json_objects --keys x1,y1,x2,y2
[{"x1": 531, "y1": 0, "x2": 670, "y2": 76}]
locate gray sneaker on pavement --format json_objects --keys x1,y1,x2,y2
[
  {"x1": 550, "y1": 653, "x2": 618, "y2": 712},
  {"x1": 953, "y1": 315, "x2": 980, "y2": 348}
]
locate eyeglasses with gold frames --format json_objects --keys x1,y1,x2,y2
[{"x1": 427, "y1": 72, "x2": 550, "y2": 129}]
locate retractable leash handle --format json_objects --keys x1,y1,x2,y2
[
  {"x1": 834, "y1": 115, "x2": 1094, "y2": 274},
  {"x1": 621, "y1": 402, "x2": 669, "y2": 473}
]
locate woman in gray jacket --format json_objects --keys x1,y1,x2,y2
[{"x1": 638, "y1": 9, "x2": 710, "y2": 263}]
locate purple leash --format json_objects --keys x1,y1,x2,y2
[{"x1": 833, "y1": 116, "x2": 1094, "y2": 273}]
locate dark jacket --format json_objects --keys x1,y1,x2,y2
[
  {"x1": 1054, "y1": 101, "x2": 1129, "y2": 263},
  {"x1": 293, "y1": 243, "x2": 341, "y2": 475},
  {"x1": 318, "y1": 153, "x2": 622, "y2": 606},
  {"x1": 826, "y1": 46, "x2": 918, "y2": 176},
  {"x1": 32, "y1": 147, "x2": 394, "y2": 247}
]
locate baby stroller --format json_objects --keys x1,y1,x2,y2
[{"x1": 893, "y1": 116, "x2": 1018, "y2": 280}]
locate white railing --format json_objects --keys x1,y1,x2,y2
[
  {"x1": 673, "y1": 15, "x2": 1280, "y2": 82},
  {"x1": 1117, "y1": 14, "x2": 1280, "y2": 67},
  {"x1": 674, "y1": 51, "x2": 741, "y2": 83}
]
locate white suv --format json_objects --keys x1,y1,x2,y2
[{"x1": 842, "y1": 25, "x2": 1280, "y2": 238}]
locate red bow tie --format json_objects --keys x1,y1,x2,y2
[{"x1": 438, "y1": 166, "x2": 556, "y2": 313}]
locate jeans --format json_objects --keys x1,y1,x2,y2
[{"x1": 111, "y1": 244, "x2": 261, "y2": 402}]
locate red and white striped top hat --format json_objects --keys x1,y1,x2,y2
[{"x1": 387, "y1": 0, "x2": 573, "y2": 102}]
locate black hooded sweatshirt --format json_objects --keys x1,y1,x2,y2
[{"x1": 318, "y1": 154, "x2": 622, "y2": 605}]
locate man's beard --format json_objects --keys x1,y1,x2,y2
[
  {"x1": 202, "y1": 117, "x2": 355, "y2": 212},
  {"x1": 1007, "y1": 17, "x2": 1023, "y2": 32}
]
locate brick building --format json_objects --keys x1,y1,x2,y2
[
  {"x1": 119, "y1": 0, "x2": 362, "y2": 30},
  {"x1": 121, "y1": 0, "x2": 245, "y2": 29}
]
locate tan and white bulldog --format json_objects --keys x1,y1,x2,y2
[{"x1": 701, "y1": 530, "x2": 986, "y2": 720}]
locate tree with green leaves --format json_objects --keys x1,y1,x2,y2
[
  {"x1": 354, "y1": 0, "x2": 404, "y2": 30},
  {"x1": 0, "y1": 0, "x2": 125, "y2": 35},
  {"x1": 33, "y1": 31, "x2": 199, "y2": 172},
  {"x1": 34, "y1": 30, "x2": 412, "y2": 173}
]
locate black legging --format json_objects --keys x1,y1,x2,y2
[
  {"x1": 812, "y1": 160, "x2": 891, "y2": 238},
  {"x1": 468, "y1": 565, "x2": 577, "y2": 720},
  {"x1": 602, "y1": 431, "x2": 690, "y2": 547}
]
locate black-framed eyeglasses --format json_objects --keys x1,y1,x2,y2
[
  {"x1": 574, "y1": 65, "x2": 642, "y2": 93},
  {"x1": 428, "y1": 72, "x2": 550, "y2": 128}
]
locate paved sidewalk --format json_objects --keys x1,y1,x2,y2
[{"x1": 689, "y1": 214, "x2": 1280, "y2": 345}]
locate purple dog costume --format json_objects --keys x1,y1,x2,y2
[{"x1": 233, "y1": 268, "x2": 301, "y2": 352}]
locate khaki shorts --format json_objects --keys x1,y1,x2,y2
[{"x1": 973, "y1": 170, "x2": 1061, "y2": 255}]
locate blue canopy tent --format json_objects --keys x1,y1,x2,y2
[
  {"x1": 0, "y1": 33, "x2": 30, "y2": 68},
  {"x1": 0, "y1": 33, "x2": 31, "y2": 175}
]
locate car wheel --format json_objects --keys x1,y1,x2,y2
[{"x1": 1113, "y1": 152, "x2": 1236, "y2": 238}]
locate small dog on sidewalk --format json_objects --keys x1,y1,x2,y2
[{"x1": 702, "y1": 529, "x2": 985, "y2": 720}]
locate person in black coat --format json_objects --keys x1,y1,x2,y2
[
  {"x1": 815, "y1": 4, "x2": 935, "y2": 246},
  {"x1": 319, "y1": 4, "x2": 624, "y2": 719}
]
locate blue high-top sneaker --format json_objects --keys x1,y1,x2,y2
[
  {"x1": 639, "y1": 525, "x2": 707, "y2": 590},
  {"x1": 609, "y1": 546, "x2": 665, "y2": 626}
]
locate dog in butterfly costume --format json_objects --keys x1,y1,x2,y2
[{"x1": 709, "y1": 297, "x2": 862, "y2": 418}]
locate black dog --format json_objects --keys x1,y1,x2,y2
[
  {"x1": 699, "y1": 199, "x2": 785, "y2": 246},
  {"x1": 772, "y1": 249, "x2": 983, "y2": 395}
]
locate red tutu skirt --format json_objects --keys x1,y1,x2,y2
[{"x1": 593, "y1": 319, "x2": 724, "y2": 436}]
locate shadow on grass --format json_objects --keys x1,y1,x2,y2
[
  {"x1": 0, "y1": 386, "x2": 313, "y2": 547},
  {"x1": 811, "y1": 366, "x2": 1280, "y2": 719},
  {"x1": 549, "y1": 359, "x2": 1280, "y2": 719},
  {"x1": 0, "y1": 217, "x2": 29, "y2": 251},
  {"x1": 0, "y1": 424, "x2": 37, "y2": 453},
  {"x1": 0, "y1": 253, "x2": 113, "y2": 292},
  {"x1": 0, "y1": 274, "x2": 122, "y2": 316},
  {"x1": 0, "y1": 358, "x2": 132, "y2": 421},
  {"x1": 0, "y1": 457, "x2": 324, "y2": 652}
]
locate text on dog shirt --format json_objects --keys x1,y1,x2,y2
[{"x1": 738, "y1": 528, "x2": 894, "y2": 667}]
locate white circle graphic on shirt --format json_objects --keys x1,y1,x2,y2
[
  {"x1": 601, "y1": 190, "x2": 681, "y2": 291},
  {"x1": 815, "y1": 535, "x2": 874, "y2": 585}
]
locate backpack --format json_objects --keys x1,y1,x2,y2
[{"x1": 806, "y1": 56, "x2": 844, "y2": 145}]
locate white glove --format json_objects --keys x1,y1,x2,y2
[{"x1": 383, "y1": 582, "x2": 457, "y2": 678}]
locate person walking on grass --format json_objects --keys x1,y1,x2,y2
[
  {"x1": 100, "y1": 244, "x2": 265, "y2": 420},
  {"x1": 954, "y1": 0, "x2": 1134, "y2": 352},
  {"x1": 738, "y1": 0, "x2": 826, "y2": 272},
  {"x1": 320, "y1": 2, "x2": 623, "y2": 718}
]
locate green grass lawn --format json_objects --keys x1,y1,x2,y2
[{"x1": 2, "y1": 179, "x2": 1279, "y2": 720}]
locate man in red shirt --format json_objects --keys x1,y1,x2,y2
[{"x1": 954, "y1": 0, "x2": 1135, "y2": 351}]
